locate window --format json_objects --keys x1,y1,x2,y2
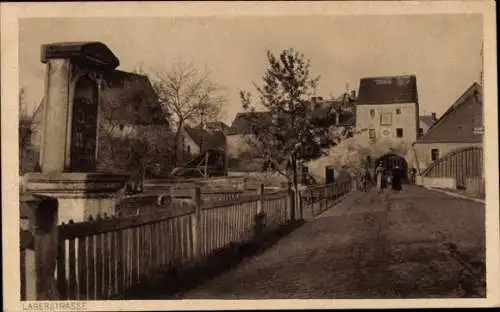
[
  {"x1": 380, "y1": 112, "x2": 392, "y2": 126},
  {"x1": 431, "y1": 148, "x2": 439, "y2": 161},
  {"x1": 119, "y1": 124, "x2": 124, "y2": 131},
  {"x1": 396, "y1": 128, "x2": 403, "y2": 138},
  {"x1": 418, "y1": 128, "x2": 423, "y2": 137},
  {"x1": 370, "y1": 109, "x2": 375, "y2": 118},
  {"x1": 396, "y1": 108, "x2": 401, "y2": 115},
  {"x1": 369, "y1": 129, "x2": 376, "y2": 139}
]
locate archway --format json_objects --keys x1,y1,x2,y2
[{"x1": 374, "y1": 153, "x2": 409, "y2": 183}]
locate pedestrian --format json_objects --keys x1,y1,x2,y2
[
  {"x1": 410, "y1": 167, "x2": 417, "y2": 184},
  {"x1": 361, "y1": 168, "x2": 371, "y2": 192},
  {"x1": 391, "y1": 165, "x2": 403, "y2": 191},
  {"x1": 375, "y1": 162, "x2": 386, "y2": 193}
]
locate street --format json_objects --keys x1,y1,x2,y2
[{"x1": 174, "y1": 185, "x2": 485, "y2": 299}]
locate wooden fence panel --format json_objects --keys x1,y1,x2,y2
[{"x1": 23, "y1": 182, "x2": 347, "y2": 300}]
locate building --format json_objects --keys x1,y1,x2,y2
[
  {"x1": 411, "y1": 82, "x2": 483, "y2": 173},
  {"x1": 418, "y1": 113, "x2": 437, "y2": 137},
  {"x1": 174, "y1": 125, "x2": 228, "y2": 177},
  {"x1": 197, "y1": 121, "x2": 230, "y2": 134},
  {"x1": 179, "y1": 125, "x2": 227, "y2": 158},
  {"x1": 226, "y1": 111, "x2": 273, "y2": 160},
  {"x1": 21, "y1": 69, "x2": 171, "y2": 176},
  {"x1": 356, "y1": 75, "x2": 419, "y2": 146}
]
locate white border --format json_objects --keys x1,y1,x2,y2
[{"x1": 2, "y1": 1, "x2": 498, "y2": 311}]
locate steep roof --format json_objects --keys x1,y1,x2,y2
[
  {"x1": 197, "y1": 121, "x2": 230, "y2": 133},
  {"x1": 357, "y1": 75, "x2": 418, "y2": 105},
  {"x1": 416, "y1": 82, "x2": 483, "y2": 144},
  {"x1": 310, "y1": 100, "x2": 356, "y2": 127},
  {"x1": 227, "y1": 111, "x2": 273, "y2": 135},
  {"x1": 100, "y1": 70, "x2": 168, "y2": 125},
  {"x1": 183, "y1": 126, "x2": 226, "y2": 150},
  {"x1": 419, "y1": 115, "x2": 436, "y2": 127},
  {"x1": 33, "y1": 69, "x2": 169, "y2": 126}
]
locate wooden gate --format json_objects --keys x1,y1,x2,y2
[{"x1": 420, "y1": 146, "x2": 483, "y2": 189}]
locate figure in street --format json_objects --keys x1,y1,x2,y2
[
  {"x1": 391, "y1": 165, "x2": 403, "y2": 191},
  {"x1": 375, "y1": 162, "x2": 386, "y2": 193},
  {"x1": 361, "y1": 168, "x2": 371, "y2": 192},
  {"x1": 409, "y1": 167, "x2": 417, "y2": 184}
]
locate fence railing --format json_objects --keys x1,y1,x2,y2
[
  {"x1": 299, "y1": 179, "x2": 352, "y2": 219},
  {"x1": 20, "y1": 181, "x2": 352, "y2": 301}
]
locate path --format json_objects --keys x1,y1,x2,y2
[{"x1": 173, "y1": 185, "x2": 485, "y2": 299}]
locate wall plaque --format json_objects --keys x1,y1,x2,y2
[{"x1": 69, "y1": 76, "x2": 98, "y2": 172}]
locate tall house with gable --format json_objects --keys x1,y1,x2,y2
[{"x1": 355, "y1": 75, "x2": 419, "y2": 145}]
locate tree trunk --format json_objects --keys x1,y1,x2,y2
[
  {"x1": 291, "y1": 154, "x2": 299, "y2": 220},
  {"x1": 173, "y1": 119, "x2": 184, "y2": 166}
]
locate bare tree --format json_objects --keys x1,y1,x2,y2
[
  {"x1": 148, "y1": 62, "x2": 226, "y2": 164},
  {"x1": 19, "y1": 87, "x2": 41, "y2": 174}
]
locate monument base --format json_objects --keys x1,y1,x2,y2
[{"x1": 24, "y1": 172, "x2": 128, "y2": 224}]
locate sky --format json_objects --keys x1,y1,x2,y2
[{"x1": 19, "y1": 14, "x2": 483, "y2": 125}]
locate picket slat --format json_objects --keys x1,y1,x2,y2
[
  {"x1": 77, "y1": 237, "x2": 87, "y2": 300},
  {"x1": 87, "y1": 235, "x2": 95, "y2": 300},
  {"x1": 56, "y1": 240, "x2": 67, "y2": 299}
]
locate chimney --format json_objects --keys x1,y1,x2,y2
[
  {"x1": 351, "y1": 90, "x2": 356, "y2": 98},
  {"x1": 431, "y1": 112, "x2": 437, "y2": 121}
]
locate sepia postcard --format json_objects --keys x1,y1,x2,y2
[{"x1": 2, "y1": 1, "x2": 499, "y2": 311}]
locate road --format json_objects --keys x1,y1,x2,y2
[{"x1": 173, "y1": 185, "x2": 485, "y2": 299}]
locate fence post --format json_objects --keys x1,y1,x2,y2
[
  {"x1": 25, "y1": 195, "x2": 59, "y2": 300},
  {"x1": 191, "y1": 187, "x2": 202, "y2": 259},
  {"x1": 257, "y1": 184, "x2": 264, "y2": 215},
  {"x1": 254, "y1": 184, "x2": 266, "y2": 237},
  {"x1": 288, "y1": 182, "x2": 296, "y2": 221}
]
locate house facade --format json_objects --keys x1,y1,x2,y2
[
  {"x1": 355, "y1": 75, "x2": 419, "y2": 147},
  {"x1": 411, "y1": 82, "x2": 483, "y2": 173}
]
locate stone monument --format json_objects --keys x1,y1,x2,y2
[{"x1": 24, "y1": 42, "x2": 128, "y2": 223}]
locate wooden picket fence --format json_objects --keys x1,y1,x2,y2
[{"x1": 20, "y1": 182, "x2": 351, "y2": 301}]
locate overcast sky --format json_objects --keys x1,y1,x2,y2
[{"x1": 19, "y1": 14, "x2": 482, "y2": 124}]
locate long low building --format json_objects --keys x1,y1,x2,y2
[{"x1": 411, "y1": 82, "x2": 483, "y2": 190}]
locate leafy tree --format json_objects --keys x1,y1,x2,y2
[{"x1": 240, "y1": 49, "x2": 348, "y2": 191}]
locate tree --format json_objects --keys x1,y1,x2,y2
[
  {"x1": 97, "y1": 72, "x2": 174, "y2": 186},
  {"x1": 19, "y1": 87, "x2": 41, "y2": 174},
  {"x1": 240, "y1": 48, "x2": 358, "y2": 193},
  {"x1": 148, "y1": 62, "x2": 226, "y2": 165}
]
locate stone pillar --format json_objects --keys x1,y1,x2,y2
[
  {"x1": 40, "y1": 59, "x2": 71, "y2": 173},
  {"x1": 25, "y1": 42, "x2": 125, "y2": 224}
]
